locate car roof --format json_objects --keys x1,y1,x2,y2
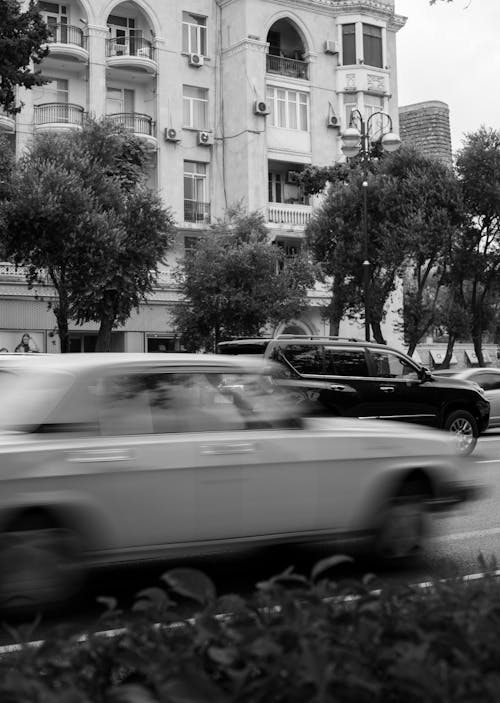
[
  {"x1": 434, "y1": 367, "x2": 500, "y2": 376},
  {"x1": 0, "y1": 353, "x2": 272, "y2": 373},
  {"x1": 219, "y1": 336, "x2": 393, "y2": 351}
]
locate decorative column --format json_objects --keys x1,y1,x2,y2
[{"x1": 86, "y1": 25, "x2": 108, "y2": 118}]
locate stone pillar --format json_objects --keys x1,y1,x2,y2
[{"x1": 86, "y1": 25, "x2": 108, "y2": 118}]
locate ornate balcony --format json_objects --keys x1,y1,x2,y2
[
  {"x1": 106, "y1": 35, "x2": 157, "y2": 75},
  {"x1": 184, "y1": 200, "x2": 210, "y2": 225},
  {"x1": 34, "y1": 102, "x2": 85, "y2": 131},
  {"x1": 266, "y1": 55, "x2": 309, "y2": 80},
  {"x1": 45, "y1": 24, "x2": 88, "y2": 63},
  {"x1": 267, "y1": 203, "x2": 312, "y2": 227},
  {"x1": 106, "y1": 112, "x2": 157, "y2": 148}
]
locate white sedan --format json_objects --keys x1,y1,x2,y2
[
  {"x1": 433, "y1": 367, "x2": 500, "y2": 428},
  {"x1": 0, "y1": 353, "x2": 483, "y2": 613}
]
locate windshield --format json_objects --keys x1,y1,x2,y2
[{"x1": 0, "y1": 369, "x2": 76, "y2": 432}]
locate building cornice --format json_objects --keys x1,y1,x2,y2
[{"x1": 222, "y1": 37, "x2": 269, "y2": 58}]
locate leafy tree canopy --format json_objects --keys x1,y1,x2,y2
[
  {"x1": 174, "y1": 208, "x2": 318, "y2": 352},
  {"x1": 0, "y1": 0, "x2": 50, "y2": 114}
]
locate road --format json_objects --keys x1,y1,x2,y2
[{"x1": 1, "y1": 430, "x2": 499, "y2": 645}]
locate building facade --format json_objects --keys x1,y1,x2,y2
[
  {"x1": 0, "y1": 0, "x2": 405, "y2": 353},
  {"x1": 399, "y1": 100, "x2": 453, "y2": 166}
]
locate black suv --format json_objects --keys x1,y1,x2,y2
[{"x1": 218, "y1": 336, "x2": 490, "y2": 455}]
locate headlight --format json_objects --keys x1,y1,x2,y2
[{"x1": 471, "y1": 382, "x2": 487, "y2": 397}]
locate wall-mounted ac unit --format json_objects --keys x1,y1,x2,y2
[
  {"x1": 197, "y1": 130, "x2": 214, "y2": 146},
  {"x1": 189, "y1": 52, "x2": 204, "y2": 67},
  {"x1": 254, "y1": 99, "x2": 270, "y2": 116},
  {"x1": 324, "y1": 40, "x2": 339, "y2": 55},
  {"x1": 327, "y1": 114, "x2": 339, "y2": 128},
  {"x1": 164, "y1": 127, "x2": 181, "y2": 142}
]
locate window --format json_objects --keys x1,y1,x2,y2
[
  {"x1": 370, "y1": 350, "x2": 419, "y2": 379},
  {"x1": 184, "y1": 235, "x2": 200, "y2": 253},
  {"x1": 280, "y1": 344, "x2": 323, "y2": 375},
  {"x1": 342, "y1": 24, "x2": 356, "y2": 65},
  {"x1": 42, "y1": 78, "x2": 69, "y2": 103},
  {"x1": 183, "y1": 85, "x2": 208, "y2": 129},
  {"x1": 324, "y1": 348, "x2": 369, "y2": 377},
  {"x1": 182, "y1": 12, "x2": 207, "y2": 55},
  {"x1": 268, "y1": 172, "x2": 283, "y2": 203},
  {"x1": 363, "y1": 24, "x2": 382, "y2": 68},
  {"x1": 266, "y1": 87, "x2": 309, "y2": 131},
  {"x1": 106, "y1": 87, "x2": 134, "y2": 114},
  {"x1": 344, "y1": 94, "x2": 358, "y2": 128},
  {"x1": 184, "y1": 161, "x2": 209, "y2": 223}
]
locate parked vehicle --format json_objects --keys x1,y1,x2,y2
[
  {"x1": 433, "y1": 367, "x2": 500, "y2": 428},
  {"x1": 218, "y1": 336, "x2": 490, "y2": 455},
  {"x1": 0, "y1": 353, "x2": 483, "y2": 613}
]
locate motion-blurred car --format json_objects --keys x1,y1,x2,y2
[
  {"x1": 0, "y1": 353, "x2": 483, "y2": 613},
  {"x1": 433, "y1": 367, "x2": 500, "y2": 428},
  {"x1": 218, "y1": 336, "x2": 491, "y2": 455}
]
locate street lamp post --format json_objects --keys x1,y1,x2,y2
[{"x1": 340, "y1": 109, "x2": 400, "y2": 341}]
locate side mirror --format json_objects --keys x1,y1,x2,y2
[{"x1": 418, "y1": 366, "x2": 433, "y2": 382}]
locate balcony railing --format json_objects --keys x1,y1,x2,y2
[
  {"x1": 266, "y1": 54, "x2": 309, "y2": 80},
  {"x1": 106, "y1": 35, "x2": 154, "y2": 60},
  {"x1": 34, "y1": 102, "x2": 85, "y2": 127},
  {"x1": 47, "y1": 23, "x2": 85, "y2": 48},
  {"x1": 268, "y1": 203, "x2": 312, "y2": 226},
  {"x1": 184, "y1": 200, "x2": 210, "y2": 224},
  {"x1": 107, "y1": 112, "x2": 155, "y2": 137}
]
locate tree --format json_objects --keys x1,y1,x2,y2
[
  {"x1": 0, "y1": 120, "x2": 175, "y2": 351},
  {"x1": 0, "y1": 0, "x2": 50, "y2": 114},
  {"x1": 173, "y1": 208, "x2": 317, "y2": 352},
  {"x1": 455, "y1": 127, "x2": 500, "y2": 365}
]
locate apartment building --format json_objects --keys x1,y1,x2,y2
[{"x1": 0, "y1": 0, "x2": 405, "y2": 352}]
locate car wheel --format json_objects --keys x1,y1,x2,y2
[
  {"x1": 371, "y1": 481, "x2": 429, "y2": 562},
  {"x1": 444, "y1": 410, "x2": 478, "y2": 456},
  {"x1": 0, "y1": 516, "x2": 84, "y2": 615}
]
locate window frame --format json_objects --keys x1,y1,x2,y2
[
  {"x1": 362, "y1": 23, "x2": 383, "y2": 68},
  {"x1": 182, "y1": 12, "x2": 207, "y2": 56},
  {"x1": 342, "y1": 23, "x2": 356, "y2": 65},
  {"x1": 266, "y1": 86, "x2": 309, "y2": 131},
  {"x1": 182, "y1": 85, "x2": 208, "y2": 129}
]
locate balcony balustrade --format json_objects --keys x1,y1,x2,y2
[
  {"x1": 106, "y1": 36, "x2": 154, "y2": 60},
  {"x1": 47, "y1": 23, "x2": 85, "y2": 48},
  {"x1": 184, "y1": 200, "x2": 210, "y2": 224},
  {"x1": 34, "y1": 102, "x2": 85, "y2": 128},
  {"x1": 107, "y1": 112, "x2": 155, "y2": 136},
  {"x1": 266, "y1": 54, "x2": 309, "y2": 80},
  {"x1": 268, "y1": 203, "x2": 312, "y2": 227}
]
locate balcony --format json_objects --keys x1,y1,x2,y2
[
  {"x1": 268, "y1": 203, "x2": 312, "y2": 227},
  {"x1": 184, "y1": 200, "x2": 210, "y2": 225},
  {"x1": 266, "y1": 55, "x2": 309, "y2": 80},
  {"x1": 0, "y1": 110, "x2": 15, "y2": 133},
  {"x1": 106, "y1": 35, "x2": 157, "y2": 76},
  {"x1": 107, "y1": 112, "x2": 157, "y2": 149},
  {"x1": 34, "y1": 103, "x2": 85, "y2": 131},
  {"x1": 45, "y1": 24, "x2": 88, "y2": 63}
]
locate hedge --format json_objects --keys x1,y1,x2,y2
[{"x1": 1, "y1": 554, "x2": 500, "y2": 702}]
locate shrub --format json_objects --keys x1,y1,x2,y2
[{"x1": 2, "y1": 556, "x2": 500, "y2": 702}]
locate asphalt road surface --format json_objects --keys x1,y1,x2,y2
[{"x1": 1, "y1": 429, "x2": 499, "y2": 645}]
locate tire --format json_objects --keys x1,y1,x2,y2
[
  {"x1": 444, "y1": 410, "x2": 478, "y2": 456},
  {"x1": 0, "y1": 515, "x2": 84, "y2": 616},
  {"x1": 370, "y1": 480, "x2": 430, "y2": 563}
]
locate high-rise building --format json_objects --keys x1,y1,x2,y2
[
  {"x1": 0, "y1": 0, "x2": 405, "y2": 352},
  {"x1": 399, "y1": 100, "x2": 453, "y2": 166}
]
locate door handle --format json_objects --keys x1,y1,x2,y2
[
  {"x1": 201, "y1": 442, "x2": 256, "y2": 455},
  {"x1": 380, "y1": 386, "x2": 395, "y2": 393},
  {"x1": 329, "y1": 384, "x2": 347, "y2": 391},
  {"x1": 67, "y1": 449, "x2": 134, "y2": 463}
]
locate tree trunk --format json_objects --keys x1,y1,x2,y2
[
  {"x1": 370, "y1": 319, "x2": 386, "y2": 345},
  {"x1": 55, "y1": 303, "x2": 70, "y2": 353},
  {"x1": 95, "y1": 315, "x2": 115, "y2": 352},
  {"x1": 440, "y1": 334, "x2": 457, "y2": 370}
]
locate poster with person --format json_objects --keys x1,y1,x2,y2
[{"x1": 0, "y1": 331, "x2": 45, "y2": 354}]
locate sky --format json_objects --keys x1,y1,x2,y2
[{"x1": 395, "y1": 0, "x2": 500, "y2": 153}]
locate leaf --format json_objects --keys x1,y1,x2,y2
[
  {"x1": 159, "y1": 671, "x2": 229, "y2": 703},
  {"x1": 106, "y1": 684, "x2": 158, "y2": 703},
  {"x1": 310, "y1": 554, "x2": 354, "y2": 582},
  {"x1": 132, "y1": 587, "x2": 173, "y2": 612},
  {"x1": 161, "y1": 568, "x2": 217, "y2": 605}
]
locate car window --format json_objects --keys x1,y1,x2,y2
[
  {"x1": 369, "y1": 350, "x2": 419, "y2": 379},
  {"x1": 471, "y1": 373, "x2": 500, "y2": 391},
  {"x1": 323, "y1": 347, "x2": 369, "y2": 376},
  {"x1": 278, "y1": 344, "x2": 323, "y2": 374},
  {"x1": 97, "y1": 371, "x2": 247, "y2": 435}
]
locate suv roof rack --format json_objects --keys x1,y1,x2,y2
[{"x1": 274, "y1": 335, "x2": 362, "y2": 343}]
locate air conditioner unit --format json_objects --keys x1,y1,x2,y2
[
  {"x1": 254, "y1": 99, "x2": 270, "y2": 116},
  {"x1": 189, "y1": 52, "x2": 204, "y2": 67},
  {"x1": 164, "y1": 127, "x2": 181, "y2": 142},
  {"x1": 197, "y1": 130, "x2": 213, "y2": 146},
  {"x1": 327, "y1": 114, "x2": 340, "y2": 128},
  {"x1": 324, "y1": 40, "x2": 339, "y2": 55}
]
